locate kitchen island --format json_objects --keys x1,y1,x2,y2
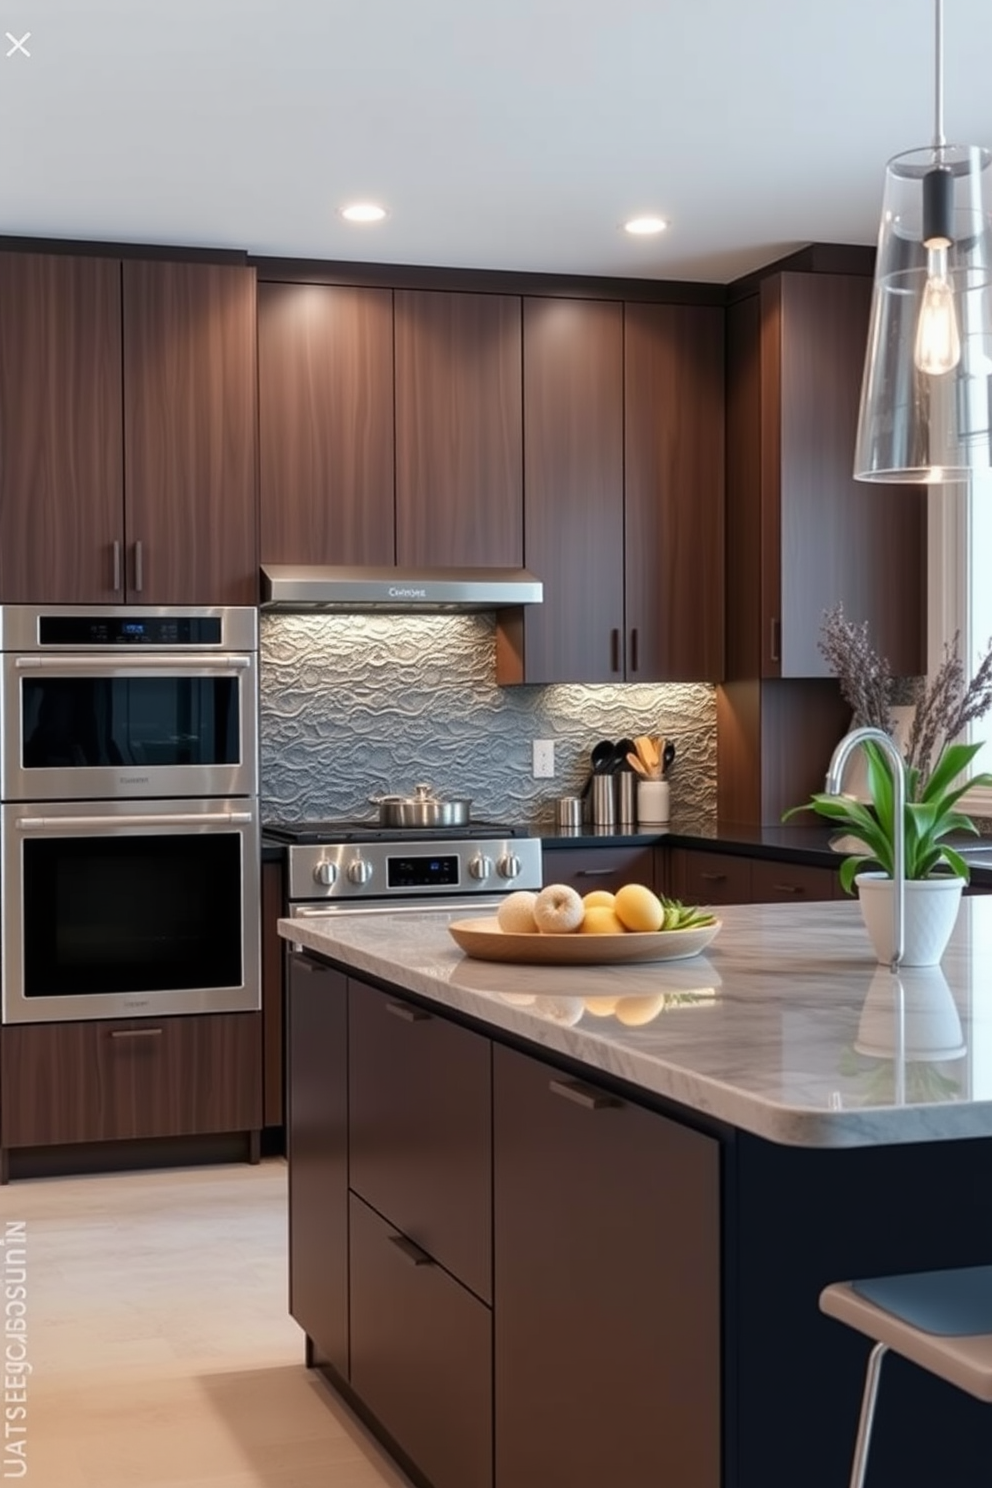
[{"x1": 280, "y1": 900, "x2": 992, "y2": 1488}]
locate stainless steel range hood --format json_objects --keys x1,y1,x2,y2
[{"x1": 260, "y1": 565, "x2": 543, "y2": 612}]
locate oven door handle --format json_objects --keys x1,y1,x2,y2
[
  {"x1": 14, "y1": 654, "x2": 252, "y2": 670},
  {"x1": 15, "y1": 811, "x2": 254, "y2": 829},
  {"x1": 291, "y1": 900, "x2": 506, "y2": 918}
]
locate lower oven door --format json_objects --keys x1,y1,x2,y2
[{"x1": 1, "y1": 798, "x2": 261, "y2": 1023}]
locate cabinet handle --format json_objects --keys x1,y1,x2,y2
[
  {"x1": 610, "y1": 628, "x2": 621, "y2": 673},
  {"x1": 548, "y1": 1077, "x2": 620, "y2": 1111},
  {"x1": 109, "y1": 1027, "x2": 163, "y2": 1039},
  {"x1": 388, "y1": 1233, "x2": 434, "y2": 1267},
  {"x1": 700, "y1": 872, "x2": 727, "y2": 882},
  {"x1": 630, "y1": 627, "x2": 639, "y2": 674},
  {"x1": 769, "y1": 617, "x2": 781, "y2": 663},
  {"x1": 773, "y1": 883, "x2": 803, "y2": 894},
  {"x1": 133, "y1": 540, "x2": 144, "y2": 593},
  {"x1": 575, "y1": 868, "x2": 614, "y2": 878},
  {"x1": 112, "y1": 540, "x2": 122, "y2": 593},
  {"x1": 385, "y1": 1000, "x2": 431, "y2": 1023}
]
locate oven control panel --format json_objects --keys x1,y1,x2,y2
[{"x1": 287, "y1": 837, "x2": 543, "y2": 902}]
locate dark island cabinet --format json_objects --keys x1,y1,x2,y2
[
  {"x1": 0, "y1": 253, "x2": 258, "y2": 605},
  {"x1": 287, "y1": 954, "x2": 349, "y2": 1379},
  {"x1": 497, "y1": 296, "x2": 724, "y2": 684},
  {"x1": 123, "y1": 261, "x2": 258, "y2": 605},
  {"x1": 493, "y1": 1043, "x2": 721, "y2": 1488},
  {"x1": 0, "y1": 252, "x2": 124, "y2": 602},
  {"x1": 258, "y1": 282, "x2": 395, "y2": 566},
  {"x1": 541, "y1": 843, "x2": 656, "y2": 896},
  {"x1": 394, "y1": 289, "x2": 524, "y2": 567}
]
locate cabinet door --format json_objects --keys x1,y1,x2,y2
[
  {"x1": 0, "y1": 1012, "x2": 261, "y2": 1148},
  {"x1": 350, "y1": 1193, "x2": 492, "y2": 1488},
  {"x1": 287, "y1": 954, "x2": 348, "y2": 1377},
  {"x1": 763, "y1": 273, "x2": 925, "y2": 679},
  {"x1": 750, "y1": 857, "x2": 838, "y2": 903},
  {"x1": 0, "y1": 252, "x2": 124, "y2": 602},
  {"x1": 258, "y1": 282, "x2": 395, "y2": 565},
  {"x1": 515, "y1": 297, "x2": 624, "y2": 682},
  {"x1": 677, "y1": 846, "x2": 753, "y2": 905},
  {"x1": 349, "y1": 979, "x2": 491, "y2": 1302},
  {"x1": 394, "y1": 289, "x2": 522, "y2": 566},
  {"x1": 123, "y1": 261, "x2": 258, "y2": 604},
  {"x1": 494, "y1": 1044, "x2": 721, "y2": 1488},
  {"x1": 625, "y1": 302, "x2": 725, "y2": 681},
  {"x1": 542, "y1": 844, "x2": 655, "y2": 896}
]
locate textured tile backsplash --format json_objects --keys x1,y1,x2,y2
[{"x1": 260, "y1": 613, "x2": 716, "y2": 828}]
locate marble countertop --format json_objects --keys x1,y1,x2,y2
[{"x1": 279, "y1": 898, "x2": 992, "y2": 1149}]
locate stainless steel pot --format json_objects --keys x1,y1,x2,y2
[{"x1": 370, "y1": 783, "x2": 473, "y2": 828}]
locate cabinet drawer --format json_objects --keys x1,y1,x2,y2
[
  {"x1": 350, "y1": 1192, "x2": 492, "y2": 1488},
  {"x1": 0, "y1": 1012, "x2": 261, "y2": 1149},
  {"x1": 348, "y1": 979, "x2": 491, "y2": 1301},
  {"x1": 542, "y1": 844, "x2": 655, "y2": 895},
  {"x1": 680, "y1": 848, "x2": 752, "y2": 905},
  {"x1": 750, "y1": 859, "x2": 838, "y2": 903}
]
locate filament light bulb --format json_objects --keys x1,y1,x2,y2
[{"x1": 914, "y1": 248, "x2": 961, "y2": 374}]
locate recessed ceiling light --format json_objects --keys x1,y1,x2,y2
[
  {"x1": 340, "y1": 202, "x2": 388, "y2": 224},
  {"x1": 623, "y1": 215, "x2": 668, "y2": 236}
]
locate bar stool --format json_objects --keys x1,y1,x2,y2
[{"x1": 820, "y1": 1265, "x2": 992, "y2": 1488}]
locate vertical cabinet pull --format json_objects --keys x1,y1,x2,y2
[
  {"x1": 133, "y1": 540, "x2": 144, "y2": 593},
  {"x1": 630, "y1": 627, "x2": 639, "y2": 674},
  {"x1": 610, "y1": 628, "x2": 621, "y2": 673},
  {"x1": 769, "y1": 616, "x2": 781, "y2": 663},
  {"x1": 385, "y1": 1000, "x2": 431, "y2": 1023},
  {"x1": 112, "y1": 540, "x2": 122, "y2": 593},
  {"x1": 548, "y1": 1077, "x2": 620, "y2": 1111}
]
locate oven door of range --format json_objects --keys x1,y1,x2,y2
[
  {"x1": 1, "y1": 798, "x2": 261, "y2": 1023},
  {"x1": 285, "y1": 896, "x2": 508, "y2": 949},
  {"x1": 0, "y1": 650, "x2": 258, "y2": 802}
]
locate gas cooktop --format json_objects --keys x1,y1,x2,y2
[{"x1": 265, "y1": 819, "x2": 530, "y2": 845}]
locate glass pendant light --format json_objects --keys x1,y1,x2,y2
[{"x1": 854, "y1": 0, "x2": 992, "y2": 483}]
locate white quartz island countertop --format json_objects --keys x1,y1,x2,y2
[{"x1": 279, "y1": 897, "x2": 992, "y2": 1149}]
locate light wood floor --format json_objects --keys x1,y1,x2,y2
[{"x1": 0, "y1": 1159, "x2": 414, "y2": 1488}]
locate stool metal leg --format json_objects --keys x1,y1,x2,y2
[{"x1": 848, "y1": 1341, "x2": 888, "y2": 1488}]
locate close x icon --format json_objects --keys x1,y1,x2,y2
[{"x1": 5, "y1": 31, "x2": 30, "y2": 57}]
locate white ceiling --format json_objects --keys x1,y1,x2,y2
[{"x1": 2, "y1": 0, "x2": 992, "y2": 283}]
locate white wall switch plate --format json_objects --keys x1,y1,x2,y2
[{"x1": 532, "y1": 739, "x2": 555, "y2": 778}]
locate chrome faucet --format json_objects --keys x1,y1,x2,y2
[{"x1": 825, "y1": 726, "x2": 905, "y2": 971}]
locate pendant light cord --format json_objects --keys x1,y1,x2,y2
[{"x1": 933, "y1": 0, "x2": 945, "y2": 147}]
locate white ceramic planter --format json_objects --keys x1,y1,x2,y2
[{"x1": 855, "y1": 872, "x2": 965, "y2": 967}]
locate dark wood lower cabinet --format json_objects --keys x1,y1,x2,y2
[
  {"x1": 0, "y1": 1012, "x2": 261, "y2": 1149},
  {"x1": 541, "y1": 843, "x2": 655, "y2": 896},
  {"x1": 287, "y1": 955, "x2": 349, "y2": 1379},
  {"x1": 350, "y1": 1192, "x2": 493, "y2": 1488},
  {"x1": 750, "y1": 857, "x2": 839, "y2": 903},
  {"x1": 493, "y1": 1044, "x2": 721, "y2": 1488}
]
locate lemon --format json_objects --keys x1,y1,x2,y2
[
  {"x1": 582, "y1": 889, "x2": 616, "y2": 909},
  {"x1": 579, "y1": 905, "x2": 627, "y2": 935},
  {"x1": 613, "y1": 883, "x2": 665, "y2": 933}
]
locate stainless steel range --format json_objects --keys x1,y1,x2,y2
[{"x1": 267, "y1": 819, "x2": 543, "y2": 921}]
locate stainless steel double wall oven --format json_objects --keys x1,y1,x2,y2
[{"x1": 0, "y1": 605, "x2": 261, "y2": 1023}]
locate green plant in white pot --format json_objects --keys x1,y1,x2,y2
[{"x1": 785, "y1": 606, "x2": 992, "y2": 966}]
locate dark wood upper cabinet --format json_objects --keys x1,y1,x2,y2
[
  {"x1": 729, "y1": 272, "x2": 925, "y2": 681},
  {"x1": 625, "y1": 301, "x2": 725, "y2": 681},
  {"x1": 258, "y1": 282, "x2": 395, "y2": 566},
  {"x1": 505, "y1": 296, "x2": 625, "y2": 683},
  {"x1": 123, "y1": 261, "x2": 259, "y2": 605},
  {"x1": 0, "y1": 252, "x2": 124, "y2": 603},
  {"x1": 498, "y1": 296, "x2": 724, "y2": 685},
  {"x1": 394, "y1": 289, "x2": 523, "y2": 567}
]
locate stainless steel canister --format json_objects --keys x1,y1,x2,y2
[
  {"x1": 555, "y1": 796, "x2": 583, "y2": 829},
  {"x1": 590, "y1": 773, "x2": 616, "y2": 827},
  {"x1": 617, "y1": 771, "x2": 636, "y2": 826}
]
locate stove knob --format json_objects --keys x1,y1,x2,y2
[
  {"x1": 313, "y1": 861, "x2": 338, "y2": 887},
  {"x1": 347, "y1": 859, "x2": 374, "y2": 886},
  {"x1": 497, "y1": 852, "x2": 522, "y2": 881},
  {"x1": 468, "y1": 854, "x2": 494, "y2": 881}
]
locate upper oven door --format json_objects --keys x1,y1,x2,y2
[{"x1": 0, "y1": 650, "x2": 258, "y2": 801}]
